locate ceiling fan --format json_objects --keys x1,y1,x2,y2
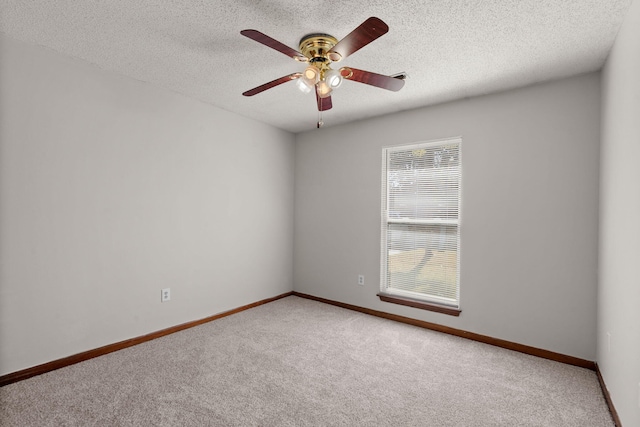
[{"x1": 241, "y1": 17, "x2": 406, "y2": 128}]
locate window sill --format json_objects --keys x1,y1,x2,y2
[{"x1": 377, "y1": 293, "x2": 461, "y2": 317}]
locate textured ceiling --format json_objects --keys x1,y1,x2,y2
[{"x1": 0, "y1": 1, "x2": 633, "y2": 133}]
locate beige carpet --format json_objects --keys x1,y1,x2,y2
[{"x1": 0, "y1": 296, "x2": 613, "y2": 426}]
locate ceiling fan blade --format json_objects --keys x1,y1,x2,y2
[
  {"x1": 339, "y1": 67, "x2": 405, "y2": 91},
  {"x1": 315, "y1": 89, "x2": 333, "y2": 111},
  {"x1": 241, "y1": 30, "x2": 307, "y2": 61},
  {"x1": 327, "y1": 17, "x2": 388, "y2": 62},
  {"x1": 242, "y1": 73, "x2": 302, "y2": 96}
]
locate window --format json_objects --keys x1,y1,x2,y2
[{"x1": 379, "y1": 138, "x2": 462, "y2": 315}]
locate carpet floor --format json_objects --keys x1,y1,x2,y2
[{"x1": 0, "y1": 296, "x2": 614, "y2": 426}]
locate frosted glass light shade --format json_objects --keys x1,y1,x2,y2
[
  {"x1": 296, "y1": 77, "x2": 313, "y2": 94},
  {"x1": 325, "y1": 69, "x2": 343, "y2": 88},
  {"x1": 316, "y1": 80, "x2": 332, "y2": 98},
  {"x1": 303, "y1": 66, "x2": 320, "y2": 83}
]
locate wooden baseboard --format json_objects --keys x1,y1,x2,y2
[
  {"x1": 292, "y1": 291, "x2": 596, "y2": 370},
  {"x1": 2, "y1": 290, "x2": 603, "y2": 393},
  {"x1": 596, "y1": 364, "x2": 622, "y2": 427},
  {"x1": 0, "y1": 291, "x2": 293, "y2": 387}
]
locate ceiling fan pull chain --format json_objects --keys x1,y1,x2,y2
[{"x1": 317, "y1": 109, "x2": 324, "y2": 128}]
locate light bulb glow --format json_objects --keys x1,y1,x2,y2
[
  {"x1": 316, "y1": 80, "x2": 332, "y2": 98},
  {"x1": 303, "y1": 66, "x2": 320, "y2": 83}
]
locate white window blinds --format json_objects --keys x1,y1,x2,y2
[{"x1": 380, "y1": 138, "x2": 462, "y2": 308}]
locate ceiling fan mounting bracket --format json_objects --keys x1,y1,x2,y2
[{"x1": 299, "y1": 33, "x2": 338, "y2": 62}]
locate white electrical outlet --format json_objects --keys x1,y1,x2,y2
[
  {"x1": 358, "y1": 275, "x2": 364, "y2": 286},
  {"x1": 161, "y1": 288, "x2": 170, "y2": 302}
]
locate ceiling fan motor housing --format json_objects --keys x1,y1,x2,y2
[{"x1": 299, "y1": 33, "x2": 338, "y2": 63}]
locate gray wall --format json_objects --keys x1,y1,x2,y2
[
  {"x1": 294, "y1": 73, "x2": 601, "y2": 361},
  {"x1": 598, "y1": 0, "x2": 640, "y2": 424},
  {"x1": 0, "y1": 35, "x2": 295, "y2": 376}
]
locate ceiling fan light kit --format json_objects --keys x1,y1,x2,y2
[{"x1": 241, "y1": 17, "x2": 405, "y2": 128}]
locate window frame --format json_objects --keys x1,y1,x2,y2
[{"x1": 379, "y1": 137, "x2": 462, "y2": 316}]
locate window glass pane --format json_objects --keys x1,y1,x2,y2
[{"x1": 386, "y1": 223, "x2": 458, "y2": 301}]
